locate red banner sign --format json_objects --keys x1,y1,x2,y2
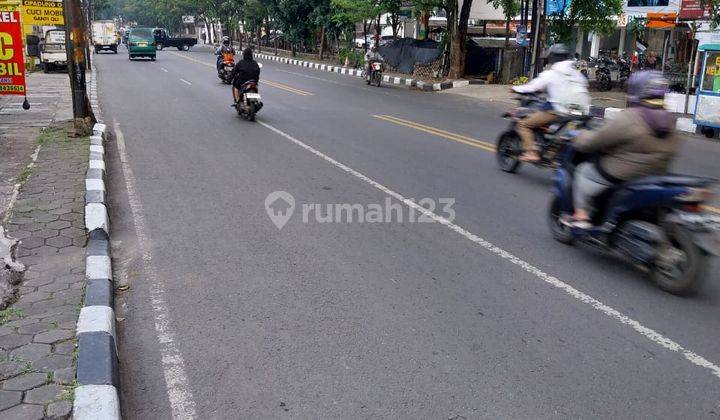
[
  {"x1": 0, "y1": 10, "x2": 26, "y2": 95},
  {"x1": 678, "y1": 0, "x2": 712, "y2": 20}
]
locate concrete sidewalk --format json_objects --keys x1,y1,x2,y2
[
  {"x1": 442, "y1": 83, "x2": 628, "y2": 109},
  {"x1": 0, "y1": 72, "x2": 89, "y2": 419}
]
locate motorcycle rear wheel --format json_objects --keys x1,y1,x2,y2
[
  {"x1": 650, "y1": 226, "x2": 706, "y2": 295},
  {"x1": 548, "y1": 197, "x2": 574, "y2": 245},
  {"x1": 248, "y1": 103, "x2": 257, "y2": 121},
  {"x1": 596, "y1": 72, "x2": 612, "y2": 92},
  {"x1": 496, "y1": 131, "x2": 522, "y2": 173}
]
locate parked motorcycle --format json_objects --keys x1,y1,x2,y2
[
  {"x1": 367, "y1": 61, "x2": 383, "y2": 87},
  {"x1": 235, "y1": 81, "x2": 262, "y2": 121},
  {"x1": 584, "y1": 54, "x2": 631, "y2": 92},
  {"x1": 548, "y1": 144, "x2": 720, "y2": 295},
  {"x1": 218, "y1": 52, "x2": 235, "y2": 84},
  {"x1": 496, "y1": 93, "x2": 593, "y2": 173}
]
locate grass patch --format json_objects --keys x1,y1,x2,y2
[
  {"x1": 17, "y1": 166, "x2": 32, "y2": 183},
  {"x1": 58, "y1": 380, "x2": 79, "y2": 402},
  {"x1": 0, "y1": 307, "x2": 24, "y2": 325},
  {"x1": 20, "y1": 361, "x2": 33, "y2": 374},
  {"x1": 36, "y1": 127, "x2": 65, "y2": 145}
]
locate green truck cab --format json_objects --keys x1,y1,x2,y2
[{"x1": 128, "y1": 27, "x2": 156, "y2": 61}]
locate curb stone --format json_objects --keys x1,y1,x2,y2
[
  {"x1": 74, "y1": 66, "x2": 122, "y2": 420},
  {"x1": 254, "y1": 52, "x2": 485, "y2": 91},
  {"x1": 592, "y1": 105, "x2": 697, "y2": 134}
]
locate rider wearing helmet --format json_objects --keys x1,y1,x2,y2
[
  {"x1": 231, "y1": 48, "x2": 261, "y2": 106},
  {"x1": 216, "y1": 36, "x2": 236, "y2": 72},
  {"x1": 364, "y1": 45, "x2": 384, "y2": 82},
  {"x1": 512, "y1": 44, "x2": 590, "y2": 162},
  {"x1": 566, "y1": 71, "x2": 682, "y2": 228}
]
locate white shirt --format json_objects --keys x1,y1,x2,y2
[{"x1": 512, "y1": 60, "x2": 590, "y2": 114}]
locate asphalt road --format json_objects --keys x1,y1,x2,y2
[{"x1": 94, "y1": 47, "x2": 720, "y2": 419}]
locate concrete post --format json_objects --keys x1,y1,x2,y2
[
  {"x1": 618, "y1": 28, "x2": 626, "y2": 56},
  {"x1": 590, "y1": 33, "x2": 600, "y2": 58},
  {"x1": 576, "y1": 28, "x2": 583, "y2": 56}
]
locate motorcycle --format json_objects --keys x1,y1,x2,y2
[
  {"x1": 218, "y1": 52, "x2": 235, "y2": 84},
  {"x1": 496, "y1": 93, "x2": 594, "y2": 173},
  {"x1": 235, "y1": 81, "x2": 262, "y2": 121},
  {"x1": 548, "y1": 144, "x2": 720, "y2": 295},
  {"x1": 366, "y1": 61, "x2": 383, "y2": 87}
]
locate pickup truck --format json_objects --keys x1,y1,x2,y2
[
  {"x1": 152, "y1": 28, "x2": 197, "y2": 51},
  {"x1": 40, "y1": 29, "x2": 67, "y2": 73}
]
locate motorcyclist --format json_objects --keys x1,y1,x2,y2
[
  {"x1": 231, "y1": 47, "x2": 261, "y2": 107},
  {"x1": 565, "y1": 71, "x2": 681, "y2": 229},
  {"x1": 216, "y1": 36, "x2": 235, "y2": 73},
  {"x1": 512, "y1": 44, "x2": 590, "y2": 163},
  {"x1": 364, "y1": 45, "x2": 384, "y2": 81}
]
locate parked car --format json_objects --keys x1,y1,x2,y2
[
  {"x1": 152, "y1": 28, "x2": 197, "y2": 51},
  {"x1": 128, "y1": 27, "x2": 156, "y2": 60},
  {"x1": 354, "y1": 37, "x2": 371, "y2": 48},
  {"x1": 92, "y1": 20, "x2": 119, "y2": 53},
  {"x1": 40, "y1": 29, "x2": 67, "y2": 73}
]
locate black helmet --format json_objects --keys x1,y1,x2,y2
[
  {"x1": 222, "y1": 36, "x2": 230, "y2": 46},
  {"x1": 544, "y1": 44, "x2": 570, "y2": 64},
  {"x1": 242, "y1": 47, "x2": 253, "y2": 60}
]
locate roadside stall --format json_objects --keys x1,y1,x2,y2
[{"x1": 693, "y1": 43, "x2": 720, "y2": 136}]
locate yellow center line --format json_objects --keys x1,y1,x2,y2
[
  {"x1": 374, "y1": 115, "x2": 496, "y2": 152},
  {"x1": 262, "y1": 80, "x2": 313, "y2": 96},
  {"x1": 167, "y1": 51, "x2": 313, "y2": 96}
]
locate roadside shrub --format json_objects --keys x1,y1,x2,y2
[
  {"x1": 339, "y1": 48, "x2": 364, "y2": 69},
  {"x1": 511, "y1": 76, "x2": 529, "y2": 86}
]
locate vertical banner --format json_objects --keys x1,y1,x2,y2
[{"x1": 0, "y1": 8, "x2": 26, "y2": 95}]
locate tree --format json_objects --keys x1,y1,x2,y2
[
  {"x1": 413, "y1": 0, "x2": 474, "y2": 79},
  {"x1": 382, "y1": 0, "x2": 402, "y2": 38},
  {"x1": 488, "y1": 0, "x2": 519, "y2": 47},
  {"x1": 332, "y1": 0, "x2": 381, "y2": 50},
  {"x1": 545, "y1": 0, "x2": 623, "y2": 45}
]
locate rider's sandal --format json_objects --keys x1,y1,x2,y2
[
  {"x1": 561, "y1": 216, "x2": 592, "y2": 230},
  {"x1": 519, "y1": 152, "x2": 541, "y2": 163}
]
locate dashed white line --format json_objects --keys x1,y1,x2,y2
[
  {"x1": 114, "y1": 121, "x2": 198, "y2": 419},
  {"x1": 257, "y1": 119, "x2": 720, "y2": 381},
  {"x1": 179, "y1": 78, "x2": 192, "y2": 85},
  {"x1": 161, "y1": 67, "x2": 169, "y2": 73}
]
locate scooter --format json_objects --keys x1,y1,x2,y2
[
  {"x1": 548, "y1": 144, "x2": 720, "y2": 295},
  {"x1": 496, "y1": 93, "x2": 595, "y2": 173},
  {"x1": 235, "y1": 81, "x2": 262, "y2": 121},
  {"x1": 218, "y1": 52, "x2": 235, "y2": 84},
  {"x1": 367, "y1": 61, "x2": 383, "y2": 87}
]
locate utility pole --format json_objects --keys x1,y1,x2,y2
[{"x1": 63, "y1": 0, "x2": 93, "y2": 124}]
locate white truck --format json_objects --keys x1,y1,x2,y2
[
  {"x1": 40, "y1": 29, "x2": 67, "y2": 73},
  {"x1": 92, "y1": 20, "x2": 118, "y2": 53}
]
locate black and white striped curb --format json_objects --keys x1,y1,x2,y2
[
  {"x1": 73, "y1": 67, "x2": 122, "y2": 419},
  {"x1": 254, "y1": 52, "x2": 484, "y2": 91}
]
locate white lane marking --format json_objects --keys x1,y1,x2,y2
[
  {"x1": 257, "y1": 120, "x2": 720, "y2": 381},
  {"x1": 161, "y1": 67, "x2": 169, "y2": 73},
  {"x1": 114, "y1": 121, "x2": 198, "y2": 419},
  {"x1": 179, "y1": 78, "x2": 192, "y2": 86}
]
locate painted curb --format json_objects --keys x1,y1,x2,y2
[
  {"x1": 254, "y1": 52, "x2": 485, "y2": 91},
  {"x1": 597, "y1": 106, "x2": 697, "y2": 134},
  {"x1": 75, "y1": 66, "x2": 121, "y2": 420}
]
